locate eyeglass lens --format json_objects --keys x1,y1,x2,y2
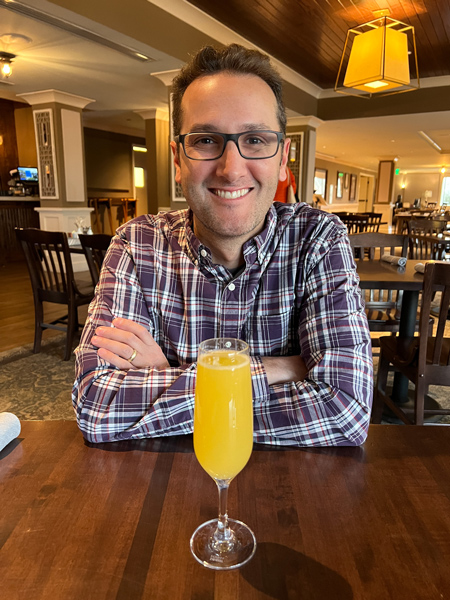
[{"x1": 183, "y1": 131, "x2": 280, "y2": 160}]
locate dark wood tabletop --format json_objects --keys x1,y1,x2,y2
[
  {"x1": 356, "y1": 259, "x2": 425, "y2": 291},
  {"x1": 1, "y1": 421, "x2": 450, "y2": 599}
]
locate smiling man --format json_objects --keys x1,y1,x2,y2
[{"x1": 73, "y1": 44, "x2": 373, "y2": 446}]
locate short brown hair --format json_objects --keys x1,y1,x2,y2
[{"x1": 171, "y1": 44, "x2": 287, "y2": 137}]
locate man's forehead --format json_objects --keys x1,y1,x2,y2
[{"x1": 180, "y1": 73, "x2": 279, "y2": 130}]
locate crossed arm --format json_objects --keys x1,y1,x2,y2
[{"x1": 92, "y1": 317, "x2": 308, "y2": 385}]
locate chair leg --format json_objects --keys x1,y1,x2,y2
[
  {"x1": 414, "y1": 377, "x2": 426, "y2": 426},
  {"x1": 64, "y1": 302, "x2": 77, "y2": 361},
  {"x1": 372, "y1": 352, "x2": 390, "y2": 423},
  {"x1": 33, "y1": 299, "x2": 44, "y2": 354}
]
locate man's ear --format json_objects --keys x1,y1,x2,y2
[
  {"x1": 279, "y1": 138, "x2": 291, "y2": 182},
  {"x1": 170, "y1": 141, "x2": 182, "y2": 184}
]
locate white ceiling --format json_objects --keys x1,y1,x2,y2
[{"x1": 1, "y1": 0, "x2": 450, "y2": 173}]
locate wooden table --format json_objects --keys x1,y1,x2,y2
[{"x1": 2, "y1": 421, "x2": 450, "y2": 599}]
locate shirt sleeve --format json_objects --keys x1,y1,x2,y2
[
  {"x1": 72, "y1": 234, "x2": 197, "y2": 443},
  {"x1": 250, "y1": 230, "x2": 373, "y2": 447}
]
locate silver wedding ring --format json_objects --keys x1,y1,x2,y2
[{"x1": 128, "y1": 348, "x2": 138, "y2": 364}]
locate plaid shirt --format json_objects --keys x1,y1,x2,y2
[{"x1": 73, "y1": 203, "x2": 373, "y2": 446}]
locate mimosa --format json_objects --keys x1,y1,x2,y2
[{"x1": 194, "y1": 351, "x2": 253, "y2": 480}]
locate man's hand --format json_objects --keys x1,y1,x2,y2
[
  {"x1": 91, "y1": 317, "x2": 170, "y2": 370},
  {"x1": 261, "y1": 355, "x2": 308, "y2": 386}
]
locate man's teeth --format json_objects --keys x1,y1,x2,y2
[{"x1": 213, "y1": 188, "x2": 250, "y2": 199}]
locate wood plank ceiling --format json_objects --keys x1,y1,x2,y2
[{"x1": 187, "y1": 0, "x2": 450, "y2": 89}]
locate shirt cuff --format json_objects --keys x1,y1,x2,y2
[{"x1": 250, "y1": 356, "x2": 271, "y2": 403}]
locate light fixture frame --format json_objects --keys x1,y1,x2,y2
[
  {"x1": 335, "y1": 16, "x2": 420, "y2": 99},
  {"x1": 0, "y1": 51, "x2": 16, "y2": 78}
]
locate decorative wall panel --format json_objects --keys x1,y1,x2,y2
[{"x1": 33, "y1": 109, "x2": 59, "y2": 199}]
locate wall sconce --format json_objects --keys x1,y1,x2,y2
[
  {"x1": 0, "y1": 52, "x2": 15, "y2": 78},
  {"x1": 289, "y1": 141, "x2": 297, "y2": 163},
  {"x1": 441, "y1": 167, "x2": 446, "y2": 174},
  {"x1": 335, "y1": 16, "x2": 419, "y2": 99}
]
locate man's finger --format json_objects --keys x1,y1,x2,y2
[{"x1": 112, "y1": 318, "x2": 152, "y2": 343}]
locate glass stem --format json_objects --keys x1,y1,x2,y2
[{"x1": 215, "y1": 480, "x2": 232, "y2": 542}]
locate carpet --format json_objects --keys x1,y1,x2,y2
[
  {"x1": 1, "y1": 335, "x2": 449, "y2": 424},
  {"x1": 0, "y1": 335, "x2": 77, "y2": 420}
]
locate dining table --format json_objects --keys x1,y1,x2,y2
[{"x1": 1, "y1": 420, "x2": 450, "y2": 600}]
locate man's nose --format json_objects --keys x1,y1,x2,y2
[{"x1": 215, "y1": 140, "x2": 247, "y2": 180}]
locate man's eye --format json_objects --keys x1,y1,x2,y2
[
  {"x1": 243, "y1": 135, "x2": 267, "y2": 145},
  {"x1": 190, "y1": 136, "x2": 219, "y2": 146}
]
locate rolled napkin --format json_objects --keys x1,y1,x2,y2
[
  {"x1": 381, "y1": 254, "x2": 407, "y2": 267},
  {"x1": 414, "y1": 263, "x2": 426, "y2": 274},
  {"x1": 0, "y1": 413, "x2": 21, "y2": 452}
]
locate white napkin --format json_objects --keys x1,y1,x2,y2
[
  {"x1": 0, "y1": 413, "x2": 21, "y2": 452},
  {"x1": 414, "y1": 263, "x2": 426, "y2": 274},
  {"x1": 381, "y1": 254, "x2": 407, "y2": 267}
]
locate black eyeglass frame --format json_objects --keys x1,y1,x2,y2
[{"x1": 174, "y1": 130, "x2": 285, "y2": 161}]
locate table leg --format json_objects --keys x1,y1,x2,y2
[{"x1": 391, "y1": 290, "x2": 419, "y2": 403}]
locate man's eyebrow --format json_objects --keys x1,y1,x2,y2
[{"x1": 186, "y1": 123, "x2": 275, "y2": 132}]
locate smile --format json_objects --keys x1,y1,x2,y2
[{"x1": 211, "y1": 188, "x2": 251, "y2": 199}]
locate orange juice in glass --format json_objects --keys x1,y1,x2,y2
[{"x1": 190, "y1": 338, "x2": 256, "y2": 570}]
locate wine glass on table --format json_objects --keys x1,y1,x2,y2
[{"x1": 190, "y1": 337, "x2": 256, "y2": 570}]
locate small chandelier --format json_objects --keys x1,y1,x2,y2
[
  {"x1": 0, "y1": 52, "x2": 15, "y2": 78},
  {"x1": 335, "y1": 15, "x2": 419, "y2": 99}
]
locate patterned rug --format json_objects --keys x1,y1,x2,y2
[
  {"x1": 0, "y1": 335, "x2": 449, "y2": 424},
  {"x1": 0, "y1": 335, "x2": 77, "y2": 420}
]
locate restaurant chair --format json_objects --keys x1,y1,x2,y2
[
  {"x1": 360, "y1": 212, "x2": 382, "y2": 232},
  {"x1": 408, "y1": 233, "x2": 448, "y2": 261},
  {"x1": 349, "y1": 232, "x2": 409, "y2": 346},
  {"x1": 15, "y1": 228, "x2": 94, "y2": 361},
  {"x1": 79, "y1": 233, "x2": 112, "y2": 286},
  {"x1": 338, "y1": 214, "x2": 369, "y2": 234},
  {"x1": 373, "y1": 261, "x2": 450, "y2": 425},
  {"x1": 407, "y1": 218, "x2": 447, "y2": 235}
]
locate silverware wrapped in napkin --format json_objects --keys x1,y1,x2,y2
[
  {"x1": 0, "y1": 413, "x2": 21, "y2": 452},
  {"x1": 414, "y1": 263, "x2": 426, "y2": 274},
  {"x1": 381, "y1": 254, "x2": 407, "y2": 267}
]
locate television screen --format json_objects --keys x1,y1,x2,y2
[{"x1": 17, "y1": 167, "x2": 39, "y2": 183}]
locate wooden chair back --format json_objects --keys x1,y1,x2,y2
[
  {"x1": 16, "y1": 228, "x2": 74, "y2": 304},
  {"x1": 349, "y1": 232, "x2": 408, "y2": 260},
  {"x1": 79, "y1": 233, "x2": 112, "y2": 286},
  {"x1": 408, "y1": 233, "x2": 448, "y2": 261},
  {"x1": 359, "y1": 213, "x2": 382, "y2": 232},
  {"x1": 419, "y1": 262, "x2": 450, "y2": 369},
  {"x1": 15, "y1": 227, "x2": 93, "y2": 360},
  {"x1": 407, "y1": 218, "x2": 446, "y2": 235},
  {"x1": 339, "y1": 214, "x2": 369, "y2": 234}
]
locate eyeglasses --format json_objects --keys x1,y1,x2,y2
[{"x1": 175, "y1": 130, "x2": 284, "y2": 161}]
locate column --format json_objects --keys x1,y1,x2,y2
[
  {"x1": 18, "y1": 90, "x2": 95, "y2": 270},
  {"x1": 136, "y1": 108, "x2": 171, "y2": 215},
  {"x1": 286, "y1": 116, "x2": 323, "y2": 205},
  {"x1": 375, "y1": 159, "x2": 395, "y2": 226},
  {"x1": 150, "y1": 69, "x2": 186, "y2": 211}
]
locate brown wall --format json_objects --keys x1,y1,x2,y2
[
  {"x1": 84, "y1": 128, "x2": 145, "y2": 198},
  {"x1": 0, "y1": 99, "x2": 19, "y2": 193}
]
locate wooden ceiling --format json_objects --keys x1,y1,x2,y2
[{"x1": 187, "y1": 0, "x2": 450, "y2": 89}]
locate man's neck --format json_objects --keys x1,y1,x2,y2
[{"x1": 193, "y1": 217, "x2": 245, "y2": 270}]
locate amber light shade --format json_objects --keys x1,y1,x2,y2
[
  {"x1": 344, "y1": 26, "x2": 409, "y2": 92},
  {"x1": 335, "y1": 17, "x2": 419, "y2": 99}
]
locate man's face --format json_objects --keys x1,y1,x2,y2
[{"x1": 171, "y1": 73, "x2": 290, "y2": 244}]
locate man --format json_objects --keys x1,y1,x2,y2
[{"x1": 73, "y1": 44, "x2": 373, "y2": 446}]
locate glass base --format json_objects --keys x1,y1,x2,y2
[{"x1": 190, "y1": 518, "x2": 256, "y2": 570}]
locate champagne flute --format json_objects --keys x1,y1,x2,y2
[{"x1": 190, "y1": 338, "x2": 256, "y2": 570}]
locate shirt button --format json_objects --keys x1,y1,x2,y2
[
  {"x1": 200, "y1": 249, "x2": 207, "y2": 257},
  {"x1": 228, "y1": 283, "x2": 236, "y2": 291}
]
